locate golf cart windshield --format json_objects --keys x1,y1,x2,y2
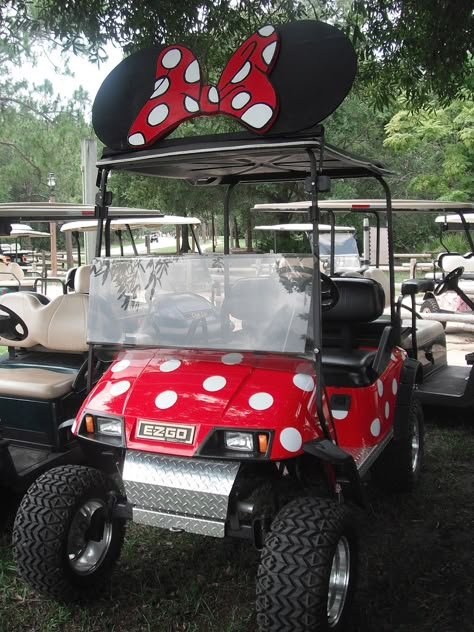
[{"x1": 88, "y1": 254, "x2": 312, "y2": 354}]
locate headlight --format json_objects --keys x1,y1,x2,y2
[
  {"x1": 224, "y1": 431, "x2": 254, "y2": 452},
  {"x1": 96, "y1": 416, "x2": 123, "y2": 436},
  {"x1": 80, "y1": 412, "x2": 124, "y2": 445}
]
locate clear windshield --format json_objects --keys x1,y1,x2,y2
[{"x1": 88, "y1": 254, "x2": 312, "y2": 354}]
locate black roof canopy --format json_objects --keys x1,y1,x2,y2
[{"x1": 97, "y1": 130, "x2": 391, "y2": 184}]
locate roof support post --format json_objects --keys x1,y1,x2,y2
[
  {"x1": 374, "y1": 176, "x2": 395, "y2": 322},
  {"x1": 223, "y1": 184, "x2": 236, "y2": 255},
  {"x1": 307, "y1": 148, "x2": 331, "y2": 442}
]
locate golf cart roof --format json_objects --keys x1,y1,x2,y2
[
  {"x1": 0, "y1": 202, "x2": 166, "y2": 222},
  {"x1": 435, "y1": 213, "x2": 474, "y2": 228},
  {"x1": 254, "y1": 223, "x2": 355, "y2": 232},
  {"x1": 60, "y1": 216, "x2": 201, "y2": 233},
  {"x1": 252, "y1": 199, "x2": 474, "y2": 213},
  {"x1": 96, "y1": 133, "x2": 391, "y2": 183},
  {"x1": 4, "y1": 223, "x2": 50, "y2": 238}
]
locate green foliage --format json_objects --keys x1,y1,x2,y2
[
  {"x1": 384, "y1": 92, "x2": 474, "y2": 200},
  {"x1": 2, "y1": 0, "x2": 472, "y2": 110}
]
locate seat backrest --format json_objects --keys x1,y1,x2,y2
[
  {"x1": 74, "y1": 265, "x2": 91, "y2": 293},
  {"x1": 0, "y1": 292, "x2": 45, "y2": 347},
  {"x1": 323, "y1": 277, "x2": 385, "y2": 324},
  {"x1": 438, "y1": 252, "x2": 474, "y2": 273},
  {"x1": 0, "y1": 265, "x2": 91, "y2": 351}
]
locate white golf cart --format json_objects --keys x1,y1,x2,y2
[{"x1": 253, "y1": 222, "x2": 361, "y2": 273}]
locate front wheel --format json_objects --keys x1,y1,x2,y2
[
  {"x1": 13, "y1": 465, "x2": 126, "y2": 600},
  {"x1": 256, "y1": 497, "x2": 358, "y2": 631}
]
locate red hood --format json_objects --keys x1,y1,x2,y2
[{"x1": 78, "y1": 348, "x2": 322, "y2": 457}]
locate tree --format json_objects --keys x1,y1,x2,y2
[{"x1": 1, "y1": 0, "x2": 472, "y2": 109}]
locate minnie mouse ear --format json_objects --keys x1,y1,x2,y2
[
  {"x1": 92, "y1": 20, "x2": 357, "y2": 151},
  {"x1": 267, "y1": 20, "x2": 357, "y2": 136}
]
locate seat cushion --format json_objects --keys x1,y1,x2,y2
[
  {"x1": 0, "y1": 366, "x2": 77, "y2": 399},
  {"x1": 401, "y1": 319, "x2": 445, "y2": 350}
]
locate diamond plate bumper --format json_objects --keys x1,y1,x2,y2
[{"x1": 123, "y1": 451, "x2": 240, "y2": 537}]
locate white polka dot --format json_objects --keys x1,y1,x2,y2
[
  {"x1": 222, "y1": 353, "x2": 243, "y2": 365},
  {"x1": 280, "y1": 427, "x2": 302, "y2": 452},
  {"x1": 377, "y1": 379, "x2": 383, "y2": 397},
  {"x1": 128, "y1": 132, "x2": 146, "y2": 146},
  {"x1": 231, "y1": 91, "x2": 251, "y2": 110},
  {"x1": 155, "y1": 390, "x2": 178, "y2": 409},
  {"x1": 111, "y1": 359, "x2": 130, "y2": 373},
  {"x1": 148, "y1": 103, "x2": 169, "y2": 126},
  {"x1": 231, "y1": 61, "x2": 251, "y2": 84},
  {"x1": 262, "y1": 41, "x2": 277, "y2": 65},
  {"x1": 392, "y1": 378, "x2": 398, "y2": 395},
  {"x1": 208, "y1": 86, "x2": 219, "y2": 103},
  {"x1": 370, "y1": 418, "x2": 381, "y2": 437},
  {"x1": 258, "y1": 25, "x2": 275, "y2": 37},
  {"x1": 241, "y1": 103, "x2": 273, "y2": 129},
  {"x1": 184, "y1": 96, "x2": 200, "y2": 113},
  {"x1": 293, "y1": 373, "x2": 315, "y2": 392},
  {"x1": 162, "y1": 48, "x2": 182, "y2": 69},
  {"x1": 160, "y1": 359, "x2": 181, "y2": 373},
  {"x1": 249, "y1": 392, "x2": 273, "y2": 410},
  {"x1": 150, "y1": 76, "x2": 170, "y2": 98},
  {"x1": 203, "y1": 376, "x2": 226, "y2": 392},
  {"x1": 332, "y1": 409, "x2": 348, "y2": 420},
  {"x1": 385, "y1": 402, "x2": 390, "y2": 419},
  {"x1": 391, "y1": 353, "x2": 396, "y2": 361},
  {"x1": 110, "y1": 380, "x2": 130, "y2": 396},
  {"x1": 184, "y1": 60, "x2": 200, "y2": 83}
]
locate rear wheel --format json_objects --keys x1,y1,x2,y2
[
  {"x1": 372, "y1": 398, "x2": 424, "y2": 492},
  {"x1": 256, "y1": 496, "x2": 358, "y2": 631},
  {"x1": 13, "y1": 465, "x2": 125, "y2": 600}
]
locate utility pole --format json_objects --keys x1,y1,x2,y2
[
  {"x1": 81, "y1": 139, "x2": 97, "y2": 263},
  {"x1": 47, "y1": 172, "x2": 57, "y2": 277}
]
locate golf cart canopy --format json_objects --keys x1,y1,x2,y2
[
  {"x1": 61, "y1": 216, "x2": 201, "y2": 233},
  {"x1": 435, "y1": 213, "x2": 474, "y2": 230},
  {"x1": 96, "y1": 133, "x2": 391, "y2": 183},
  {"x1": 252, "y1": 199, "x2": 474, "y2": 213},
  {"x1": 4, "y1": 224, "x2": 50, "y2": 238},
  {"x1": 0, "y1": 202, "x2": 167, "y2": 223},
  {"x1": 253, "y1": 223, "x2": 354, "y2": 232}
]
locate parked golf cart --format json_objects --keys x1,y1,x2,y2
[
  {"x1": 0, "y1": 203, "x2": 186, "y2": 495},
  {"x1": 14, "y1": 20, "x2": 426, "y2": 632},
  {"x1": 253, "y1": 222, "x2": 361, "y2": 272},
  {"x1": 420, "y1": 211, "x2": 474, "y2": 316},
  {"x1": 61, "y1": 214, "x2": 202, "y2": 264}
]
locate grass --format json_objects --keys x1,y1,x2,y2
[{"x1": 1, "y1": 416, "x2": 473, "y2": 632}]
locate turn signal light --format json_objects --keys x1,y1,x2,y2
[
  {"x1": 258, "y1": 433, "x2": 268, "y2": 454},
  {"x1": 85, "y1": 414, "x2": 95, "y2": 433}
]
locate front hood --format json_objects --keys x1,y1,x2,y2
[{"x1": 79, "y1": 348, "x2": 320, "y2": 457}]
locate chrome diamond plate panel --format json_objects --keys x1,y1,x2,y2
[
  {"x1": 123, "y1": 451, "x2": 240, "y2": 522},
  {"x1": 134, "y1": 508, "x2": 225, "y2": 537}
]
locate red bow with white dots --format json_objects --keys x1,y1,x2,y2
[{"x1": 127, "y1": 25, "x2": 280, "y2": 148}]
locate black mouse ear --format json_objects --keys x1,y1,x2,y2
[
  {"x1": 92, "y1": 20, "x2": 357, "y2": 151},
  {"x1": 269, "y1": 20, "x2": 357, "y2": 135}
]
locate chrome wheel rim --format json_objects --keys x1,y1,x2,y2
[
  {"x1": 327, "y1": 535, "x2": 351, "y2": 627},
  {"x1": 411, "y1": 415, "x2": 420, "y2": 473},
  {"x1": 67, "y1": 499, "x2": 113, "y2": 575}
]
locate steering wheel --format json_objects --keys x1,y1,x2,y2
[
  {"x1": 0, "y1": 304, "x2": 29, "y2": 341},
  {"x1": 434, "y1": 266, "x2": 464, "y2": 296},
  {"x1": 321, "y1": 272, "x2": 339, "y2": 311}
]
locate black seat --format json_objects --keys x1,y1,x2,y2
[{"x1": 321, "y1": 277, "x2": 387, "y2": 387}]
